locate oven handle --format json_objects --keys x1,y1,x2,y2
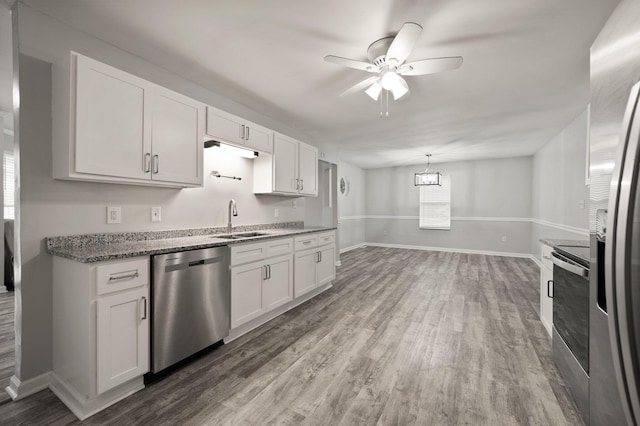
[{"x1": 551, "y1": 252, "x2": 589, "y2": 278}]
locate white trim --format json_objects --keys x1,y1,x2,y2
[
  {"x1": 339, "y1": 243, "x2": 366, "y2": 254},
  {"x1": 5, "y1": 372, "x2": 51, "y2": 401},
  {"x1": 530, "y1": 218, "x2": 589, "y2": 236},
  {"x1": 340, "y1": 215, "x2": 589, "y2": 236},
  {"x1": 50, "y1": 373, "x2": 144, "y2": 421},
  {"x1": 365, "y1": 242, "x2": 537, "y2": 261},
  {"x1": 530, "y1": 256, "x2": 543, "y2": 268},
  {"x1": 339, "y1": 215, "x2": 366, "y2": 221}
]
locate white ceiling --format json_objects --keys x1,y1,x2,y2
[{"x1": 23, "y1": 0, "x2": 619, "y2": 168}]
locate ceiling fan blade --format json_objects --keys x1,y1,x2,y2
[
  {"x1": 386, "y1": 22, "x2": 423, "y2": 65},
  {"x1": 398, "y1": 57, "x2": 463, "y2": 76},
  {"x1": 340, "y1": 76, "x2": 380, "y2": 96},
  {"x1": 324, "y1": 55, "x2": 379, "y2": 73}
]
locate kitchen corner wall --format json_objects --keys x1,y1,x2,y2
[
  {"x1": 16, "y1": 5, "x2": 312, "y2": 382},
  {"x1": 531, "y1": 108, "x2": 590, "y2": 256},
  {"x1": 337, "y1": 161, "x2": 366, "y2": 253},
  {"x1": 364, "y1": 157, "x2": 533, "y2": 255}
]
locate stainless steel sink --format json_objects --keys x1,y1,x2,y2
[{"x1": 213, "y1": 231, "x2": 269, "y2": 240}]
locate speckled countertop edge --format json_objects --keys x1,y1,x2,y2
[
  {"x1": 47, "y1": 222, "x2": 336, "y2": 263},
  {"x1": 539, "y1": 238, "x2": 589, "y2": 248}
]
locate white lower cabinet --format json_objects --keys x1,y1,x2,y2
[
  {"x1": 96, "y1": 286, "x2": 149, "y2": 394},
  {"x1": 52, "y1": 256, "x2": 150, "y2": 420},
  {"x1": 294, "y1": 231, "x2": 336, "y2": 297},
  {"x1": 540, "y1": 243, "x2": 554, "y2": 336},
  {"x1": 230, "y1": 241, "x2": 294, "y2": 329}
]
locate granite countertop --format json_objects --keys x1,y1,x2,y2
[
  {"x1": 539, "y1": 238, "x2": 589, "y2": 248},
  {"x1": 46, "y1": 222, "x2": 336, "y2": 263}
]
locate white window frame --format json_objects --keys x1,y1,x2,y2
[{"x1": 419, "y1": 175, "x2": 451, "y2": 230}]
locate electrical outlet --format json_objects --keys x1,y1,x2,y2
[
  {"x1": 106, "y1": 206, "x2": 121, "y2": 224},
  {"x1": 501, "y1": 236, "x2": 507, "y2": 242},
  {"x1": 274, "y1": 208, "x2": 280, "y2": 218},
  {"x1": 151, "y1": 206, "x2": 162, "y2": 222},
  {"x1": 579, "y1": 199, "x2": 585, "y2": 209}
]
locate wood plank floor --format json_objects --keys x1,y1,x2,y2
[
  {"x1": 0, "y1": 290, "x2": 14, "y2": 402},
  {"x1": 0, "y1": 247, "x2": 582, "y2": 425}
]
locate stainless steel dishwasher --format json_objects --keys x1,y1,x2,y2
[{"x1": 151, "y1": 246, "x2": 229, "y2": 373}]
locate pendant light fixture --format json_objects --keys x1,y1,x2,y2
[{"x1": 414, "y1": 154, "x2": 442, "y2": 186}]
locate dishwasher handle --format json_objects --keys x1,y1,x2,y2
[{"x1": 552, "y1": 251, "x2": 589, "y2": 278}]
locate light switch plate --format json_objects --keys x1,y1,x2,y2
[
  {"x1": 106, "y1": 206, "x2": 121, "y2": 224},
  {"x1": 151, "y1": 206, "x2": 162, "y2": 222}
]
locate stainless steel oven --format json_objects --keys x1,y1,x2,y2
[{"x1": 551, "y1": 245, "x2": 590, "y2": 423}]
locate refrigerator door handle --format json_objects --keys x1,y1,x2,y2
[{"x1": 606, "y1": 80, "x2": 640, "y2": 426}]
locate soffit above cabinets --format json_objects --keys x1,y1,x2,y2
[{"x1": 22, "y1": 0, "x2": 620, "y2": 168}]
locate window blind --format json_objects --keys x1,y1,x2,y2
[
  {"x1": 4, "y1": 151, "x2": 14, "y2": 220},
  {"x1": 419, "y1": 175, "x2": 450, "y2": 230}
]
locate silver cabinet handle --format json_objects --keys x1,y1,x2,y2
[
  {"x1": 300, "y1": 179, "x2": 304, "y2": 191},
  {"x1": 239, "y1": 124, "x2": 244, "y2": 139},
  {"x1": 241, "y1": 124, "x2": 246, "y2": 140},
  {"x1": 295, "y1": 178, "x2": 300, "y2": 190},
  {"x1": 319, "y1": 251, "x2": 322, "y2": 262},
  {"x1": 144, "y1": 153, "x2": 151, "y2": 173},
  {"x1": 141, "y1": 297, "x2": 147, "y2": 320},
  {"x1": 246, "y1": 126, "x2": 250, "y2": 140},
  {"x1": 302, "y1": 240, "x2": 312, "y2": 245},
  {"x1": 153, "y1": 155, "x2": 159, "y2": 174},
  {"x1": 108, "y1": 270, "x2": 139, "y2": 281},
  {"x1": 267, "y1": 264, "x2": 271, "y2": 279},
  {"x1": 316, "y1": 251, "x2": 320, "y2": 263},
  {"x1": 547, "y1": 280, "x2": 554, "y2": 298},
  {"x1": 263, "y1": 265, "x2": 268, "y2": 280}
]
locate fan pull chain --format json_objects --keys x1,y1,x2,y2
[{"x1": 386, "y1": 90, "x2": 389, "y2": 117}]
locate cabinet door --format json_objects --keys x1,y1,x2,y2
[
  {"x1": 231, "y1": 262, "x2": 266, "y2": 328},
  {"x1": 298, "y1": 142, "x2": 318, "y2": 196},
  {"x1": 96, "y1": 286, "x2": 149, "y2": 394},
  {"x1": 150, "y1": 89, "x2": 204, "y2": 186},
  {"x1": 294, "y1": 250, "x2": 318, "y2": 297},
  {"x1": 75, "y1": 55, "x2": 150, "y2": 180},
  {"x1": 273, "y1": 134, "x2": 298, "y2": 194},
  {"x1": 244, "y1": 121, "x2": 273, "y2": 154},
  {"x1": 317, "y1": 245, "x2": 336, "y2": 286},
  {"x1": 263, "y1": 255, "x2": 293, "y2": 311},
  {"x1": 540, "y1": 265, "x2": 553, "y2": 336},
  {"x1": 206, "y1": 106, "x2": 244, "y2": 145}
]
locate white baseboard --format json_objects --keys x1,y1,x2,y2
[
  {"x1": 50, "y1": 373, "x2": 144, "y2": 420},
  {"x1": 339, "y1": 243, "x2": 366, "y2": 254},
  {"x1": 5, "y1": 372, "x2": 51, "y2": 401},
  {"x1": 365, "y1": 242, "x2": 538, "y2": 263}
]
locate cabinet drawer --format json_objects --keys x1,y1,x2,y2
[
  {"x1": 541, "y1": 243, "x2": 554, "y2": 270},
  {"x1": 96, "y1": 257, "x2": 149, "y2": 296},
  {"x1": 295, "y1": 234, "x2": 318, "y2": 251},
  {"x1": 317, "y1": 231, "x2": 335, "y2": 246},
  {"x1": 265, "y1": 238, "x2": 293, "y2": 258},
  {"x1": 231, "y1": 241, "x2": 267, "y2": 266}
]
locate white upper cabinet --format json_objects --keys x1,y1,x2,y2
[
  {"x1": 205, "y1": 106, "x2": 273, "y2": 154},
  {"x1": 54, "y1": 52, "x2": 204, "y2": 188},
  {"x1": 253, "y1": 132, "x2": 318, "y2": 197}
]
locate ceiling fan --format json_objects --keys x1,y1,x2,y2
[{"x1": 324, "y1": 22, "x2": 463, "y2": 101}]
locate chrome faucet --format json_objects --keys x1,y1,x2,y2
[{"x1": 228, "y1": 199, "x2": 238, "y2": 234}]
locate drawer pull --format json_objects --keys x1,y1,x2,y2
[
  {"x1": 108, "y1": 270, "x2": 139, "y2": 282},
  {"x1": 547, "y1": 280, "x2": 554, "y2": 298},
  {"x1": 303, "y1": 240, "x2": 312, "y2": 245}
]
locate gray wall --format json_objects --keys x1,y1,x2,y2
[
  {"x1": 337, "y1": 161, "x2": 366, "y2": 252},
  {"x1": 364, "y1": 157, "x2": 533, "y2": 255},
  {"x1": 531, "y1": 109, "x2": 590, "y2": 255}
]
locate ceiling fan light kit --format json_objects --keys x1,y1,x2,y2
[{"x1": 325, "y1": 22, "x2": 463, "y2": 112}]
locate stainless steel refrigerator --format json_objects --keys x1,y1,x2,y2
[{"x1": 589, "y1": 0, "x2": 640, "y2": 424}]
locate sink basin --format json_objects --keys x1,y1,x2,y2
[{"x1": 213, "y1": 232, "x2": 269, "y2": 240}]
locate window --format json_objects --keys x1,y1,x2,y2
[
  {"x1": 419, "y1": 175, "x2": 450, "y2": 230},
  {"x1": 4, "y1": 151, "x2": 14, "y2": 220}
]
